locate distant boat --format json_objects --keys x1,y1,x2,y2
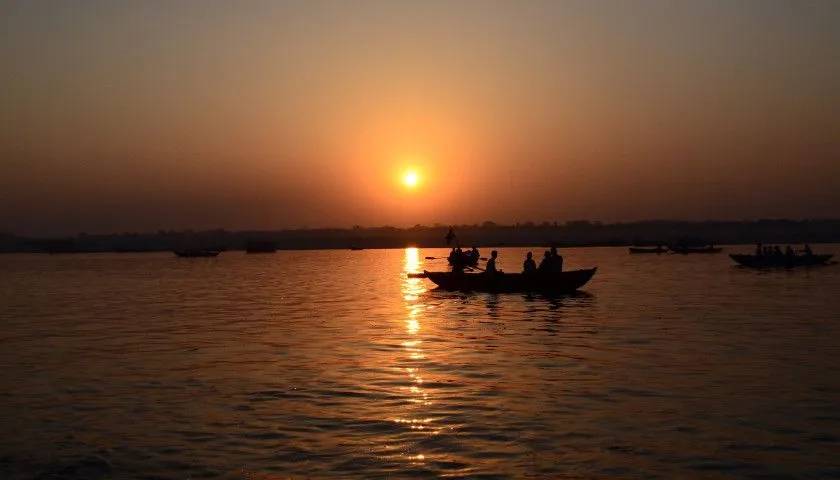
[
  {"x1": 629, "y1": 246, "x2": 667, "y2": 254},
  {"x1": 670, "y1": 246, "x2": 722, "y2": 254},
  {"x1": 245, "y1": 241, "x2": 277, "y2": 253},
  {"x1": 349, "y1": 246, "x2": 365, "y2": 251},
  {"x1": 416, "y1": 268, "x2": 596, "y2": 293},
  {"x1": 730, "y1": 253, "x2": 832, "y2": 268},
  {"x1": 448, "y1": 250, "x2": 480, "y2": 267},
  {"x1": 174, "y1": 249, "x2": 220, "y2": 258}
]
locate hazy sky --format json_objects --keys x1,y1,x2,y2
[{"x1": 2, "y1": 0, "x2": 839, "y2": 235}]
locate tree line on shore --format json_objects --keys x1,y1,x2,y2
[{"x1": 1, "y1": 219, "x2": 839, "y2": 253}]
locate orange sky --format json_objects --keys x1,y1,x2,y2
[{"x1": 1, "y1": 0, "x2": 839, "y2": 235}]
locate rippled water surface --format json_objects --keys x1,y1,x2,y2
[{"x1": 2, "y1": 246, "x2": 840, "y2": 479}]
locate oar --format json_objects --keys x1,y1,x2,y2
[{"x1": 407, "y1": 272, "x2": 427, "y2": 278}]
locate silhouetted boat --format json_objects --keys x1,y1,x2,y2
[
  {"x1": 670, "y1": 246, "x2": 722, "y2": 254},
  {"x1": 245, "y1": 241, "x2": 277, "y2": 253},
  {"x1": 418, "y1": 268, "x2": 597, "y2": 293},
  {"x1": 350, "y1": 247, "x2": 365, "y2": 251},
  {"x1": 174, "y1": 249, "x2": 220, "y2": 258},
  {"x1": 629, "y1": 246, "x2": 667, "y2": 254},
  {"x1": 448, "y1": 251, "x2": 480, "y2": 267},
  {"x1": 729, "y1": 254, "x2": 832, "y2": 268}
]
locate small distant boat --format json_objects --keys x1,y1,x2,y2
[
  {"x1": 245, "y1": 241, "x2": 277, "y2": 253},
  {"x1": 670, "y1": 246, "x2": 722, "y2": 254},
  {"x1": 629, "y1": 246, "x2": 667, "y2": 254},
  {"x1": 349, "y1": 247, "x2": 365, "y2": 251},
  {"x1": 730, "y1": 253, "x2": 833, "y2": 268},
  {"x1": 417, "y1": 268, "x2": 597, "y2": 293},
  {"x1": 448, "y1": 251, "x2": 480, "y2": 267},
  {"x1": 174, "y1": 249, "x2": 220, "y2": 258}
]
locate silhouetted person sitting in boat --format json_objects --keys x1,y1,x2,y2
[
  {"x1": 470, "y1": 247, "x2": 480, "y2": 262},
  {"x1": 773, "y1": 246, "x2": 783, "y2": 256},
  {"x1": 549, "y1": 246, "x2": 564, "y2": 273},
  {"x1": 537, "y1": 250, "x2": 551, "y2": 273},
  {"x1": 785, "y1": 245, "x2": 794, "y2": 257},
  {"x1": 485, "y1": 250, "x2": 499, "y2": 274},
  {"x1": 755, "y1": 242, "x2": 763, "y2": 256},
  {"x1": 452, "y1": 261, "x2": 465, "y2": 274},
  {"x1": 538, "y1": 251, "x2": 551, "y2": 272},
  {"x1": 803, "y1": 244, "x2": 813, "y2": 256},
  {"x1": 523, "y1": 251, "x2": 537, "y2": 274}
]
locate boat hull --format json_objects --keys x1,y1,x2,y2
[
  {"x1": 629, "y1": 247, "x2": 667, "y2": 254},
  {"x1": 174, "y1": 250, "x2": 220, "y2": 258},
  {"x1": 670, "y1": 247, "x2": 722, "y2": 254},
  {"x1": 423, "y1": 268, "x2": 596, "y2": 293},
  {"x1": 730, "y1": 254, "x2": 832, "y2": 268},
  {"x1": 448, "y1": 254, "x2": 479, "y2": 267}
]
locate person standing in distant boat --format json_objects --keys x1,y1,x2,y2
[
  {"x1": 485, "y1": 250, "x2": 499, "y2": 274},
  {"x1": 445, "y1": 227, "x2": 456, "y2": 246},
  {"x1": 523, "y1": 251, "x2": 537, "y2": 274}
]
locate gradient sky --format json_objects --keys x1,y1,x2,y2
[{"x1": 2, "y1": 0, "x2": 839, "y2": 235}]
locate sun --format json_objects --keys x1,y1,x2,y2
[{"x1": 402, "y1": 170, "x2": 420, "y2": 189}]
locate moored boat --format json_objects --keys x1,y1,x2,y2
[
  {"x1": 730, "y1": 253, "x2": 832, "y2": 268},
  {"x1": 245, "y1": 241, "x2": 277, "y2": 253},
  {"x1": 670, "y1": 246, "x2": 722, "y2": 254},
  {"x1": 418, "y1": 268, "x2": 597, "y2": 293},
  {"x1": 174, "y1": 249, "x2": 220, "y2": 258},
  {"x1": 629, "y1": 246, "x2": 667, "y2": 254}
]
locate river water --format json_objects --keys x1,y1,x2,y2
[{"x1": 1, "y1": 246, "x2": 839, "y2": 479}]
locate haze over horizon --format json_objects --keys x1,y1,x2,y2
[{"x1": 2, "y1": 0, "x2": 839, "y2": 236}]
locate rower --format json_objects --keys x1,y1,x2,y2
[
  {"x1": 523, "y1": 251, "x2": 537, "y2": 274},
  {"x1": 485, "y1": 250, "x2": 499, "y2": 274}
]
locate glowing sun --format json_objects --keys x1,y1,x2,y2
[{"x1": 402, "y1": 170, "x2": 420, "y2": 189}]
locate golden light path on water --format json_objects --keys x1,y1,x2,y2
[
  {"x1": 3, "y1": 248, "x2": 840, "y2": 477},
  {"x1": 398, "y1": 247, "x2": 435, "y2": 464}
]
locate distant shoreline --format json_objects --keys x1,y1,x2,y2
[{"x1": 2, "y1": 219, "x2": 838, "y2": 254}]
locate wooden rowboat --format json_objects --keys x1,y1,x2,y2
[
  {"x1": 174, "y1": 249, "x2": 220, "y2": 258},
  {"x1": 448, "y1": 252, "x2": 480, "y2": 266},
  {"x1": 670, "y1": 246, "x2": 722, "y2": 254},
  {"x1": 629, "y1": 246, "x2": 667, "y2": 254},
  {"x1": 414, "y1": 268, "x2": 597, "y2": 293},
  {"x1": 729, "y1": 254, "x2": 832, "y2": 268}
]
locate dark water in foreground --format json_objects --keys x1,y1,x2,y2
[{"x1": 1, "y1": 246, "x2": 839, "y2": 479}]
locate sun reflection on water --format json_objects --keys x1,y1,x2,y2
[{"x1": 395, "y1": 247, "x2": 435, "y2": 462}]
